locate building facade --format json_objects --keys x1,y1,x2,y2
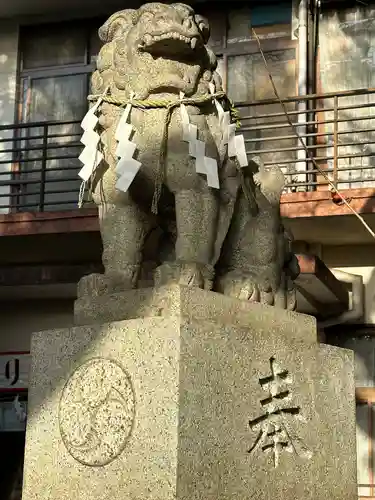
[{"x1": 0, "y1": 0, "x2": 375, "y2": 498}]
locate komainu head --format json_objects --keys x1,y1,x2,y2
[{"x1": 92, "y1": 2, "x2": 221, "y2": 99}]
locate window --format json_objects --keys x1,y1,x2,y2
[
  {"x1": 0, "y1": 394, "x2": 27, "y2": 500},
  {"x1": 15, "y1": 20, "x2": 103, "y2": 212},
  {"x1": 13, "y1": 5, "x2": 298, "y2": 213},
  {"x1": 318, "y1": 4, "x2": 375, "y2": 190},
  {"x1": 201, "y1": 3, "x2": 297, "y2": 185},
  {"x1": 21, "y1": 24, "x2": 88, "y2": 70}
]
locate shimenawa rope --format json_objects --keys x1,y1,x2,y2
[{"x1": 87, "y1": 91, "x2": 242, "y2": 214}]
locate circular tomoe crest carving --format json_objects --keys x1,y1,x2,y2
[{"x1": 59, "y1": 358, "x2": 135, "y2": 467}]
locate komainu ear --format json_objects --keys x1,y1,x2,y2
[
  {"x1": 99, "y1": 10, "x2": 136, "y2": 43},
  {"x1": 195, "y1": 14, "x2": 210, "y2": 44}
]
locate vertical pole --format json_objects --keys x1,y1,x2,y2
[
  {"x1": 333, "y1": 95, "x2": 338, "y2": 188},
  {"x1": 369, "y1": 402, "x2": 374, "y2": 498},
  {"x1": 39, "y1": 123, "x2": 48, "y2": 212},
  {"x1": 307, "y1": 0, "x2": 320, "y2": 192},
  {"x1": 296, "y1": 0, "x2": 308, "y2": 191}
]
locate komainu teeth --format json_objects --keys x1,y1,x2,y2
[{"x1": 142, "y1": 31, "x2": 199, "y2": 48}]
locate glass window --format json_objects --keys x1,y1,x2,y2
[
  {"x1": 215, "y1": 56, "x2": 225, "y2": 88},
  {"x1": 90, "y1": 25, "x2": 102, "y2": 64},
  {"x1": 0, "y1": 401, "x2": 27, "y2": 432},
  {"x1": 206, "y1": 11, "x2": 226, "y2": 50},
  {"x1": 227, "y1": 7, "x2": 252, "y2": 44},
  {"x1": 28, "y1": 74, "x2": 88, "y2": 122},
  {"x1": 18, "y1": 20, "x2": 102, "y2": 212},
  {"x1": 227, "y1": 49, "x2": 296, "y2": 102},
  {"x1": 21, "y1": 24, "x2": 87, "y2": 69},
  {"x1": 250, "y1": 2, "x2": 292, "y2": 27},
  {"x1": 228, "y1": 49, "x2": 297, "y2": 182},
  {"x1": 227, "y1": 54, "x2": 254, "y2": 102},
  {"x1": 19, "y1": 74, "x2": 86, "y2": 212}
]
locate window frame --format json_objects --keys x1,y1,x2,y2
[{"x1": 11, "y1": 19, "x2": 104, "y2": 213}]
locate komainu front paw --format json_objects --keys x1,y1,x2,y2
[
  {"x1": 77, "y1": 266, "x2": 140, "y2": 298},
  {"x1": 215, "y1": 271, "x2": 274, "y2": 304},
  {"x1": 154, "y1": 261, "x2": 214, "y2": 290},
  {"x1": 216, "y1": 271, "x2": 296, "y2": 309},
  {"x1": 77, "y1": 273, "x2": 112, "y2": 298}
]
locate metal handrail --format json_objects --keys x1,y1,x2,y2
[
  {"x1": 0, "y1": 119, "x2": 83, "y2": 213},
  {"x1": 0, "y1": 88, "x2": 374, "y2": 213},
  {"x1": 235, "y1": 87, "x2": 375, "y2": 191}
]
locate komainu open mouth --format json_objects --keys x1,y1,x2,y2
[{"x1": 138, "y1": 31, "x2": 201, "y2": 56}]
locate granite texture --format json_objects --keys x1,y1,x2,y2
[
  {"x1": 77, "y1": 2, "x2": 300, "y2": 310},
  {"x1": 74, "y1": 284, "x2": 316, "y2": 343},
  {"x1": 216, "y1": 157, "x2": 300, "y2": 309},
  {"x1": 22, "y1": 287, "x2": 356, "y2": 500}
]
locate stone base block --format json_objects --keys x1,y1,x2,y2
[
  {"x1": 74, "y1": 285, "x2": 317, "y2": 343},
  {"x1": 22, "y1": 286, "x2": 356, "y2": 500}
]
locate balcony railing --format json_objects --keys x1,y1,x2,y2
[
  {"x1": 237, "y1": 87, "x2": 375, "y2": 192},
  {"x1": 0, "y1": 119, "x2": 83, "y2": 214},
  {"x1": 1, "y1": 87, "x2": 375, "y2": 214}
]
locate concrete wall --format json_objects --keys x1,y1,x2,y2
[
  {"x1": 0, "y1": 21, "x2": 18, "y2": 214},
  {"x1": 0, "y1": 299, "x2": 74, "y2": 352},
  {"x1": 323, "y1": 243, "x2": 375, "y2": 324}
]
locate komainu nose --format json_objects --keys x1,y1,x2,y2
[{"x1": 182, "y1": 17, "x2": 193, "y2": 30}]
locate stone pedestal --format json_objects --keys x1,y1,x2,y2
[{"x1": 22, "y1": 286, "x2": 357, "y2": 500}]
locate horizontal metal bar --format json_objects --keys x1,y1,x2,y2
[
  {"x1": 241, "y1": 112, "x2": 375, "y2": 133},
  {"x1": 0, "y1": 154, "x2": 79, "y2": 165},
  {"x1": 284, "y1": 164, "x2": 375, "y2": 177},
  {"x1": 0, "y1": 178, "x2": 80, "y2": 189},
  {"x1": 263, "y1": 151, "x2": 375, "y2": 166},
  {"x1": 0, "y1": 191, "x2": 79, "y2": 199},
  {"x1": 240, "y1": 101, "x2": 375, "y2": 122},
  {"x1": 0, "y1": 200, "x2": 79, "y2": 210},
  {"x1": 0, "y1": 119, "x2": 80, "y2": 132},
  {"x1": 18, "y1": 188, "x2": 80, "y2": 196},
  {"x1": 0, "y1": 142, "x2": 82, "y2": 155},
  {"x1": 0, "y1": 132, "x2": 81, "y2": 146},
  {"x1": 21, "y1": 63, "x2": 94, "y2": 79},
  {"x1": 243, "y1": 127, "x2": 375, "y2": 143},
  {"x1": 234, "y1": 87, "x2": 375, "y2": 108},
  {"x1": 0, "y1": 186, "x2": 80, "y2": 198},
  {"x1": 285, "y1": 177, "x2": 375, "y2": 188},
  {"x1": 0, "y1": 166, "x2": 80, "y2": 177},
  {"x1": 244, "y1": 139, "x2": 375, "y2": 155}
]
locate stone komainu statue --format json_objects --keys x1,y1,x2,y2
[{"x1": 78, "y1": 2, "x2": 299, "y2": 310}]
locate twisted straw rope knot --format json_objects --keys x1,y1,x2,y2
[{"x1": 87, "y1": 91, "x2": 241, "y2": 128}]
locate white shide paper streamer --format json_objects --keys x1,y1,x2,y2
[
  {"x1": 180, "y1": 92, "x2": 219, "y2": 189},
  {"x1": 208, "y1": 83, "x2": 248, "y2": 168},
  {"x1": 78, "y1": 97, "x2": 104, "y2": 182},
  {"x1": 115, "y1": 93, "x2": 142, "y2": 193}
]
